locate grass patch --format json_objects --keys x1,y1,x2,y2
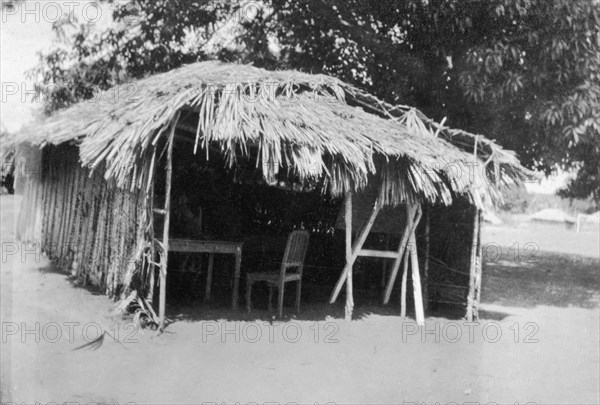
[{"x1": 483, "y1": 249, "x2": 600, "y2": 308}]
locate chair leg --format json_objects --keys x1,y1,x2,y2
[
  {"x1": 295, "y1": 279, "x2": 302, "y2": 314},
  {"x1": 246, "y1": 276, "x2": 252, "y2": 314},
  {"x1": 278, "y1": 282, "x2": 285, "y2": 319}
]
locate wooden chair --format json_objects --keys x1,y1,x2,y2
[{"x1": 246, "y1": 230, "x2": 309, "y2": 318}]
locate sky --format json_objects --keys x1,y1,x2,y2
[
  {"x1": 1, "y1": 0, "x2": 112, "y2": 132},
  {"x1": 0, "y1": 1, "x2": 568, "y2": 194},
  {"x1": 1, "y1": 1, "x2": 54, "y2": 133}
]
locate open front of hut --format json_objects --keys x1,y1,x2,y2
[{"x1": 12, "y1": 61, "x2": 526, "y2": 329}]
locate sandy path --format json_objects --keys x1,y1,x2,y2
[{"x1": 1, "y1": 195, "x2": 599, "y2": 404}]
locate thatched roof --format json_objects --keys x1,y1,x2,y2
[{"x1": 17, "y1": 61, "x2": 526, "y2": 208}]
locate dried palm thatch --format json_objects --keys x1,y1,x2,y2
[{"x1": 17, "y1": 61, "x2": 526, "y2": 208}]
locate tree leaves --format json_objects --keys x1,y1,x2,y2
[{"x1": 29, "y1": 0, "x2": 600, "y2": 203}]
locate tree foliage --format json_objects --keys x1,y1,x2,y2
[{"x1": 29, "y1": 0, "x2": 600, "y2": 203}]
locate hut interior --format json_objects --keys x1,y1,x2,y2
[
  {"x1": 141, "y1": 121, "x2": 485, "y2": 324},
  {"x1": 151, "y1": 118, "x2": 346, "y2": 309}
]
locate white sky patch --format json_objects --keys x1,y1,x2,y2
[
  {"x1": 1, "y1": 0, "x2": 113, "y2": 132},
  {"x1": 525, "y1": 168, "x2": 572, "y2": 194}
]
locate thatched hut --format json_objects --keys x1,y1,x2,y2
[
  {"x1": 13, "y1": 61, "x2": 525, "y2": 328},
  {"x1": 529, "y1": 208, "x2": 576, "y2": 229}
]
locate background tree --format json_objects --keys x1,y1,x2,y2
[
  {"x1": 29, "y1": 0, "x2": 600, "y2": 204},
  {"x1": 239, "y1": 0, "x2": 600, "y2": 203}
]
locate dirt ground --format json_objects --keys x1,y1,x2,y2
[{"x1": 1, "y1": 195, "x2": 599, "y2": 404}]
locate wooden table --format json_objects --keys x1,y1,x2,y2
[{"x1": 169, "y1": 239, "x2": 243, "y2": 310}]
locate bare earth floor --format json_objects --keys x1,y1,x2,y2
[{"x1": 1, "y1": 195, "x2": 599, "y2": 404}]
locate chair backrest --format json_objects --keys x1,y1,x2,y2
[{"x1": 280, "y1": 230, "x2": 310, "y2": 276}]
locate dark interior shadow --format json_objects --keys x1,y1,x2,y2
[{"x1": 164, "y1": 281, "x2": 514, "y2": 325}]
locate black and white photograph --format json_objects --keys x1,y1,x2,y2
[{"x1": 1, "y1": 1, "x2": 599, "y2": 403}]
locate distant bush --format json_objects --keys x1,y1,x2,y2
[
  {"x1": 500, "y1": 185, "x2": 597, "y2": 215},
  {"x1": 500, "y1": 185, "x2": 532, "y2": 213},
  {"x1": 528, "y1": 194, "x2": 597, "y2": 215}
]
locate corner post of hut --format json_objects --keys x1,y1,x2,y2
[
  {"x1": 344, "y1": 191, "x2": 353, "y2": 321},
  {"x1": 423, "y1": 205, "x2": 430, "y2": 312},
  {"x1": 408, "y1": 203, "x2": 425, "y2": 325},
  {"x1": 158, "y1": 111, "x2": 181, "y2": 331},
  {"x1": 466, "y1": 207, "x2": 482, "y2": 321}
]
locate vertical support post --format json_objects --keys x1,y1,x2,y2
[
  {"x1": 423, "y1": 206, "x2": 430, "y2": 312},
  {"x1": 232, "y1": 246, "x2": 242, "y2": 310},
  {"x1": 158, "y1": 112, "x2": 180, "y2": 331},
  {"x1": 146, "y1": 173, "x2": 156, "y2": 303},
  {"x1": 399, "y1": 252, "x2": 409, "y2": 318},
  {"x1": 204, "y1": 253, "x2": 214, "y2": 302},
  {"x1": 408, "y1": 229, "x2": 425, "y2": 325},
  {"x1": 466, "y1": 207, "x2": 481, "y2": 322},
  {"x1": 145, "y1": 147, "x2": 157, "y2": 303},
  {"x1": 474, "y1": 210, "x2": 483, "y2": 318},
  {"x1": 344, "y1": 192, "x2": 353, "y2": 321}
]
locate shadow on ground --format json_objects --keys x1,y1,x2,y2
[
  {"x1": 32, "y1": 243, "x2": 599, "y2": 327},
  {"x1": 483, "y1": 249, "x2": 600, "y2": 309}
]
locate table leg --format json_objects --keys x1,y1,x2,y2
[
  {"x1": 232, "y1": 247, "x2": 242, "y2": 310},
  {"x1": 205, "y1": 253, "x2": 214, "y2": 302}
]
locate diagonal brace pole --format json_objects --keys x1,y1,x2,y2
[
  {"x1": 383, "y1": 204, "x2": 422, "y2": 304},
  {"x1": 330, "y1": 196, "x2": 382, "y2": 304}
]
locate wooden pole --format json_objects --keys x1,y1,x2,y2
[
  {"x1": 146, "y1": 174, "x2": 156, "y2": 303},
  {"x1": 466, "y1": 207, "x2": 481, "y2": 321},
  {"x1": 423, "y1": 206, "x2": 430, "y2": 312},
  {"x1": 329, "y1": 196, "x2": 381, "y2": 304},
  {"x1": 409, "y1": 228, "x2": 425, "y2": 325},
  {"x1": 383, "y1": 204, "x2": 421, "y2": 304},
  {"x1": 344, "y1": 192, "x2": 353, "y2": 321},
  {"x1": 158, "y1": 112, "x2": 180, "y2": 331},
  {"x1": 474, "y1": 209, "x2": 483, "y2": 320},
  {"x1": 397, "y1": 204, "x2": 424, "y2": 323},
  {"x1": 400, "y1": 250, "x2": 409, "y2": 318}
]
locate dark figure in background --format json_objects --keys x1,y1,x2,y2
[{"x1": 172, "y1": 194, "x2": 205, "y2": 239}]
